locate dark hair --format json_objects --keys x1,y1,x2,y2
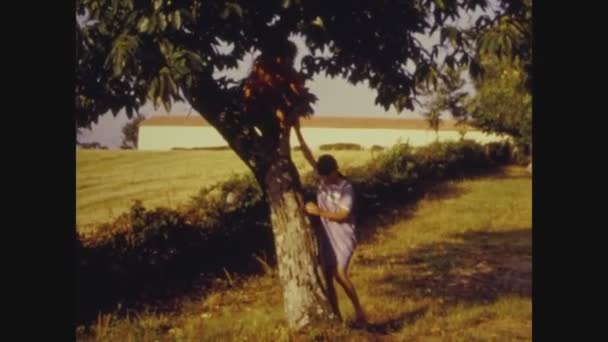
[{"x1": 316, "y1": 154, "x2": 339, "y2": 176}]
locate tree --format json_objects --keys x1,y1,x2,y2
[
  {"x1": 425, "y1": 107, "x2": 442, "y2": 139},
  {"x1": 434, "y1": 0, "x2": 532, "y2": 91},
  {"x1": 75, "y1": 0, "x2": 525, "y2": 330},
  {"x1": 419, "y1": 67, "x2": 469, "y2": 138},
  {"x1": 121, "y1": 113, "x2": 146, "y2": 149},
  {"x1": 419, "y1": 0, "x2": 532, "y2": 159},
  {"x1": 466, "y1": 56, "x2": 532, "y2": 154}
]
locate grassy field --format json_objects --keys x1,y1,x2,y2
[
  {"x1": 77, "y1": 166, "x2": 531, "y2": 341},
  {"x1": 76, "y1": 149, "x2": 374, "y2": 233}
]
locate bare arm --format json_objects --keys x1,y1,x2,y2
[
  {"x1": 305, "y1": 202, "x2": 351, "y2": 222},
  {"x1": 305, "y1": 183, "x2": 354, "y2": 223},
  {"x1": 293, "y1": 119, "x2": 317, "y2": 171}
]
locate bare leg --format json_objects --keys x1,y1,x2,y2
[
  {"x1": 334, "y1": 268, "x2": 367, "y2": 323},
  {"x1": 323, "y1": 266, "x2": 342, "y2": 322}
]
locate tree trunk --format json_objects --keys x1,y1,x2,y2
[
  {"x1": 248, "y1": 110, "x2": 337, "y2": 330},
  {"x1": 185, "y1": 82, "x2": 335, "y2": 330},
  {"x1": 260, "y1": 155, "x2": 335, "y2": 330}
]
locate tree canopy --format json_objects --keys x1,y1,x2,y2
[
  {"x1": 76, "y1": 0, "x2": 532, "y2": 130},
  {"x1": 419, "y1": 66, "x2": 468, "y2": 135},
  {"x1": 467, "y1": 56, "x2": 532, "y2": 148}
]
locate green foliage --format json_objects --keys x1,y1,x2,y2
[
  {"x1": 484, "y1": 141, "x2": 513, "y2": 164},
  {"x1": 474, "y1": 0, "x2": 532, "y2": 89},
  {"x1": 425, "y1": 1, "x2": 532, "y2": 93},
  {"x1": 414, "y1": 140, "x2": 489, "y2": 179},
  {"x1": 419, "y1": 67, "x2": 469, "y2": 135},
  {"x1": 466, "y1": 56, "x2": 531, "y2": 149},
  {"x1": 75, "y1": 0, "x2": 528, "y2": 128}
]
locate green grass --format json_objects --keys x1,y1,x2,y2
[
  {"x1": 77, "y1": 166, "x2": 531, "y2": 341},
  {"x1": 76, "y1": 149, "x2": 373, "y2": 233}
]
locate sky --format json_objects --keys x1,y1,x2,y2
[{"x1": 78, "y1": 5, "x2": 493, "y2": 148}]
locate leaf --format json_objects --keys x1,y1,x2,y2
[
  {"x1": 158, "y1": 13, "x2": 168, "y2": 31},
  {"x1": 159, "y1": 39, "x2": 173, "y2": 56},
  {"x1": 448, "y1": 30, "x2": 458, "y2": 47},
  {"x1": 137, "y1": 17, "x2": 150, "y2": 33},
  {"x1": 110, "y1": 0, "x2": 119, "y2": 15},
  {"x1": 153, "y1": 0, "x2": 162, "y2": 11},
  {"x1": 172, "y1": 10, "x2": 182, "y2": 30},
  {"x1": 504, "y1": 35, "x2": 512, "y2": 56},
  {"x1": 222, "y1": 2, "x2": 243, "y2": 19},
  {"x1": 97, "y1": 22, "x2": 109, "y2": 35},
  {"x1": 484, "y1": 37, "x2": 496, "y2": 53},
  {"x1": 405, "y1": 98, "x2": 414, "y2": 111},
  {"x1": 469, "y1": 59, "x2": 483, "y2": 80},
  {"x1": 440, "y1": 28, "x2": 448, "y2": 45},
  {"x1": 230, "y1": 3, "x2": 243, "y2": 17},
  {"x1": 426, "y1": 67, "x2": 438, "y2": 91},
  {"x1": 440, "y1": 26, "x2": 459, "y2": 47},
  {"x1": 158, "y1": 73, "x2": 167, "y2": 105},
  {"x1": 126, "y1": 105, "x2": 134, "y2": 118},
  {"x1": 160, "y1": 68, "x2": 177, "y2": 100},
  {"x1": 153, "y1": 94, "x2": 160, "y2": 110},
  {"x1": 147, "y1": 77, "x2": 159, "y2": 102},
  {"x1": 112, "y1": 58, "x2": 122, "y2": 77},
  {"x1": 127, "y1": 12, "x2": 139, "y2": 26},
  {"x1": 147, "y1": 15, "x2": 157, "y2": 33},
  {"x1": 445, "y1": 55, "x2": 454, "y2": 70},
  {"x1": 311, "y1": 16, "x2": 324, "y2": 28},
  {"x1": 459, "y1": 54, "x2": 469, "y2": 66},
  {"x1": 185, "y1": 51, "x2": 205, "y2": 71},
  {"x1": 163, "y1": 99, "x2": 171, "y2": 113}
]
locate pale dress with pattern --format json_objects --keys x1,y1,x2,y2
[{"x1": 316, "y1": 178, "x2": 357, "y2": 269}]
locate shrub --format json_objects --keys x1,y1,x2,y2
[{"x1": 319, "y1": 143, "x2": 363, "y2": 151}]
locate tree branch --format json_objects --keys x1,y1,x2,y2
[{"x1": 181, "y1": 73, "x2": 268, "y2": 174}]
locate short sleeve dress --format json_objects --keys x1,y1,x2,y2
[{"x1": 316, "y1": 178, "x2": 357, "y2": 269}]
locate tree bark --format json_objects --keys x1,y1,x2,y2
[{"x1": 263, "y1": 157, "x2": 335, "y2": 329}]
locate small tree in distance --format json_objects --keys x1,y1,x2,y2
[{"x1": 121, "y1": 113, "x2": 146, "y2": 149}]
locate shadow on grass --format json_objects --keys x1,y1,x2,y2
[
  {"x1": 482, "y1": 165, "x2": 532, "y2": 180},
  {"x1": 355, "y1": 179, "x2": 467, "y2": 245},
  {"x1": 370, "y1": 228, "x2": 531, "y2": 306},
  {"x1": 354, "y1": 165, "x2": 529, "y2": 245},
  {"x1": 351, "y1": 306, "x2": 429, "y2": 335}
]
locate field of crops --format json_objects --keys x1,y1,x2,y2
[{"x1": 76, "y1": 149, "x2": 373, "y2": 232}]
